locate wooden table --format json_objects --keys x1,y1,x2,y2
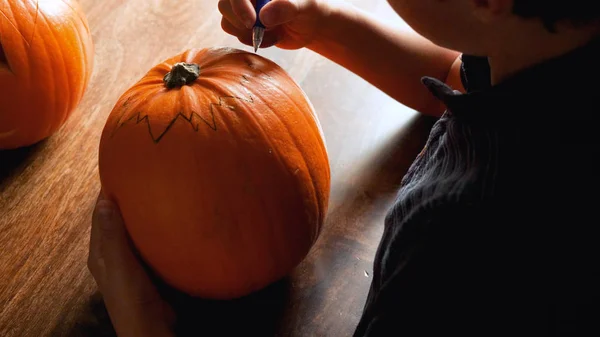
[{"x1": 0, "y1": 1, "x2": 436, "y2": 336}]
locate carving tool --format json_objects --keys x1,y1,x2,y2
[{"x1": 252, "y1": 0, "x2": 270, "y2": 53}]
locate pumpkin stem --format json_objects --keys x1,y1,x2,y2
[{"x1": 163, "y1": 62, "x2": 200, "y2": 89}]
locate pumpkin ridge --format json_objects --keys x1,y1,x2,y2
[
  {"x1": 25, "y1": 10, "x2": 57, "y2": 136},
  {"x1": 206, "y1": 95, "x2": 254, "y2": 128},
  {"x1": 249, "y1": 87, "x2": 322, "y2": 242},
  {"x1": 0, "y1": 4, "x2": 30, "y2": 48},
  {"x1": 254, "y1": 74, "x2": 329, "y2": 228},
  {"x1": 272, "y1": 68, "x2": 330, "y2": 186},
  {"x1": 224, "y1": 83, "x2": 320, "y2": 248},
  {"x1": 56, "y1": 0, "x2": 88, "y2": 30},
  {"x1": 269, "y1": 68, "x2": 327, "y2": 151},
  {"x1": 211, "y1": 86, "x2": 301, "y2": 280},
  {"x1": 206, "y1": 101, "x2": 290, "y2": 291},
  {"x1": 26, "y1": 0, "x2": 39, "y2": 48},
  {"x1": 211, "y1": 55, "x2": 328, "y2": 237},
  {"x1": 47, "y1": 0, "x2": 93, "y2": 94},
  {"x1": 59, "y1": 2, "x2": 90, "y2": 105},
  {"x1": 186, "y1": 48, "x2": 225, "y2": 72},
  {"x1": 36, "y1": 8, "x2": 70, "y2": 132}
]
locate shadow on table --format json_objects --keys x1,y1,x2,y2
[
  {"x1": 161, "y1": 276, "x2": 291, "y2": 337},
  {"x1": 62, "y1": 277, "x2": 292, "y2": 337},
  {"x1": 58, "y1": 291, "x2": 117, "y2": 337},
  {"x1": 0, "y1": 140, "x2": 46, "y2": 187}
]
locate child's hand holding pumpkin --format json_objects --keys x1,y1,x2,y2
[
  {"x1": 88, "y1": 191, "x2": 175, "y2": 337},
  {"x1": 218, "y1": 0, "x2": 332, "y2": 50}
]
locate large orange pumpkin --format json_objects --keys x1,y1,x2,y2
[
  {"x1": 0, "y1": 0, "x2": 94, "y2": 149},
  {"x1": 98, "y1": 47, "x2": 330, "y2": 299}
]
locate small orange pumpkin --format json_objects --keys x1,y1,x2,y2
[
  {"x1": 98, "y1": 47, "x2": 330, "y2": 299},
  {"x1": 0, "y1": 0, "x2": 94, "y2": 149}
]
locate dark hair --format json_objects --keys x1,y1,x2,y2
[{"x1": 513, "y1": 1, "x2": 600, "y2": 32}]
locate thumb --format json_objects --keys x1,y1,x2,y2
[
  {"x1": 93, "y1": 197, "x2": 168, "y2": 307},
  {"x1": 93, "y1": 197, "x2": 147, "y2": 280},
  {"x1": 94, "y1": 199, "x2": 134, "y2": 269},
  {"x1": 92, "y1": 198, "x2": 175, "y2": 337},
  {"x1": 260, "y1": 0, "x2": 300, "y2": 27}
]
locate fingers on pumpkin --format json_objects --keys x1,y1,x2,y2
[
  {"x1": 89, "y1": 198, "x2": 174, "y2": 336},
  {"x1": 88, "y1": 220, "x2": 104, "y2": 284},
  {"x1": 89, "y1": 197, "x2": 132, "y2": 273},
  {"x1": 88, "y1": 196, "x2": 112, "y2": 284}
]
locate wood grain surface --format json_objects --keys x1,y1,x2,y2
[{"x1": 0, "y1": 1, "x2": 436, "y2": 336}]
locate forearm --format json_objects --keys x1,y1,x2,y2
[{"x1": 308, "y1": 2, "x2": 461, "y2": 116}]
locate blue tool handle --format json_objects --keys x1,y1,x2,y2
[{"x1": 254, "y1": 0, "x2": 270, "y2": 28}]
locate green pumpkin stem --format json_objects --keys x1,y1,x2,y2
[{"x1": 163, "y1": 62, "x2": 200, "y2": 89}]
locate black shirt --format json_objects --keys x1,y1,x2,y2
[{"x1": 354, "y1": 38, "x2": 600, "y2": 336}]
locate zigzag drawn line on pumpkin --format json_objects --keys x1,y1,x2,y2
[{"x1": 113, "y1": 94, "x2": 255, "y2": 143}]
